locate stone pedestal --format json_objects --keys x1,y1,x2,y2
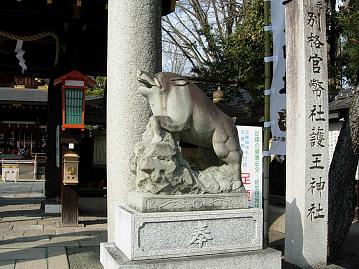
[
  {"x1": 101, "y1": 243, "x2": 281, "y2": 269},
  {"x1": 100, "y1": 206, "x2": 281, "y2": 268},
  {"x1": 128, "y1": 192, "x2": 248, "y2": 213},
  {"x1": 116, "y1": 206, "x2": 262, "y2": 260}
]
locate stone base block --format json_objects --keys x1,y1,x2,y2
[
  {"x1": 101, "y1": 242, "x2": 281, "y2": 269},
  {"x1": 128, "y1": 192, "x2": 248, "y2": 213},
  {"x1": 116, "y1": 206, "x2": 262, "y2": 260}
]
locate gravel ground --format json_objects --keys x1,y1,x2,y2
[{"x1": 67, "y1": 246, "x2": 102, "y2": 269}]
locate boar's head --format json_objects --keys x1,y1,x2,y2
[{"x1": 137, "y1": 70, "x2": 189, "y2": 116}]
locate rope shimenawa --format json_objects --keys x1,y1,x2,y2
[{"x1": 0, "y1": 30, "x2": 60, "y2": 66}]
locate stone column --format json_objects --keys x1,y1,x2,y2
[
  {"x1": 45, "y1": 78, "x2": 61, "y2": 200},
  {"x1": 107, "y1": 0, "x2": 162, "y2": 241},
  {"x1": 285, "y1": 0, "x2": 328, "y2": 267}
]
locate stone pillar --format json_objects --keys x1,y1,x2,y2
[
  {"x1": 106, "y1": 0, "x2": 162, "y2": 241},
  {"x1": 45, "y1": 78, "x2": 61, "y2": 200},
  {"x1": 285, "y1": 0, "x2": 328, "y2": 267}
]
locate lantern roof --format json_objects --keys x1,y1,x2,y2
[{"x1": 54, "y1": 70, "x2": 96, "y2": 88}]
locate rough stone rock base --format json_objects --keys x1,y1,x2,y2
[
  {"x1": 100, "y1": 243, "x2": 282, "y2": 269},
  {"x1": 116, "y1": 206, "x2": 262, "y2": 260}
]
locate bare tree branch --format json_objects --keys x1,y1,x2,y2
[
  {"x1": 172, "y1": 11, "x2": 210, "y2": 60},
  {"x1": 162, "y1": 0, "x2": 248, "y2": 74},
  {"x1": 163, "y1": 17, "x2": 207, "y2": 65},
  {"x1": 162, "y1": 26, "x2": 197, "y2": 67},
  {"x1": 211, "y1": 0, "x2": 225, "y2": 43}
]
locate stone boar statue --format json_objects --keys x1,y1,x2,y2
[{"x1": 137, "y1": 70, "x2": 244, "y2": 191}]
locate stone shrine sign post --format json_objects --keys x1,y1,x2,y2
[{"x1": 285, "y1": 0, "x2": 329, "y2": 267}]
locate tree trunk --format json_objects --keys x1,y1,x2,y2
[{"x1": 328, "y1": 89, "x2": 359, "y2": 260}]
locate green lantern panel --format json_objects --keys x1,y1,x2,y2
[{"x1": 65, "y1": 88, "x2": 83, "y2": 125}]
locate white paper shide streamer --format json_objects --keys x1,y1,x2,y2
[
  {"x1": 15, "y1": 40, "x2": 27, "y2": 73},
  {"x1": 269, "y1": 1, "x2": 286, "y2": 155}
]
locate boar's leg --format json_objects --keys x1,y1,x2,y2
[
  {"x1": 212, "y1": 128, "x2": 244, "y2": 191},
  {"x1": 227, "y1": 152, "x2": 243, "y2": 191},
  {"x1": 150, "y1": 116, "x2": 163, "y2": 143}
]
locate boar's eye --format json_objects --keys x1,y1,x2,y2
[{"x1": 171, "y1": 78, "x2": 189, "y2": 86}]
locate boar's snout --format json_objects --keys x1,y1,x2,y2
[
  {"x1": 137, "y1": 70, "x2": 154, "y2": 87},
  {"x1": 137, "y1": 70, "x2": 161, "y2": 89},
  {"x1": 137, "y1": 70, "x2": 155, "y2": 97}
]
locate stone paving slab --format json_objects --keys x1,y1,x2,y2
[
  {"x1": 3, "y1": 234, "x2": 51, "y2": 243},
  {"x1": 12, "y1": 224, "x2": 43, "y2": 231},
  {"x1": 55, "y1": 228, "x2": 77, "y2": 235},
  {"x1": 74, "y1": 228, "x2": 107, "y2": 235},
  {"x1": 2, "y1": 231, "x2": 25, "y2": 240},
  {"x1": 38, "y1": 217, "x2": 59, "y2": 226},
  {"x1": 1, "y1": 216, "x2": 42, "y2": 223},
  {"x1": 21, "y1": 204, "x2": 41, "y2": 209},
  {"x1": 0, "y1": 260, "x2": 15, "y2": 269},
  {"x1": 42, "y1": 224, "x2": 58, "y2": 231},
  {"x1": 0, "y1": 239, "x2": 51, "y2": 249},
  {"x1": 47, "y1": 247, "x2": 70, "y2": 269},
  {"x1": 0, "y1": 223, "x2": 13, "y2": 230},
  {"x1": 0, "y1": 212, "x2": 21, "y2": 219},
  {"x1": 49, "y1": 235, "x2": 89, "y2": 247},
  {"x1": 14, "y1": 195, "x2": 29, "y2": 199},
  {"x1": 79, "y1": 238, "x2": 107, "y2": 247},
  {"x1": 51, "y1": 234, "x2": 90, "y2": 243},
  {"x1": 0, "y1": 248, "x2": 46, "y2": 260},
  {"x1": 20, "y1": 212, "x2": 42, "y2": 218},
  {"x1": 78, "y1": 233, "x2": 107, "y2": 247},
  {"x1": 24, "y1": 230, "x2": 56, "y2": 237},
  {"x1": 0, "y1": 195, "x2": 14, "y2": 199},
  {"x1": 28, "y1": 193, "x2": 43, "y2": 198},
  {"x1": 0, "y1": 206, "x2": 21, "y2": 211},
  {"x1": 14, "y1": 259, "x2": 47, "y2": 269},
  {"x1": 0, "y1": 181, "x2": 107, "y2": 268},
  {"x1": 48, "y1": 241, "x2": 81, "y2": 247},
  {"x1": 10, "y1": 220, "x2": 38, "y2": 226}
]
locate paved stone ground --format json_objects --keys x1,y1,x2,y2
[
  {"x1": 2, "y1": 181, "x2": 357, "y2": 268},
  {"x1": 67, "y1": 246, "x2": 102, "y2": 269},
  {"x1": 0, "y1": 181, "x2": 107, "y2": 269}
]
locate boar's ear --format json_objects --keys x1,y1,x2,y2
[{"x1": 171, "y1": 78, "x2": 189, "y2": 86}]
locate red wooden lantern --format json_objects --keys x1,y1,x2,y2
[{"x1": 54, "y1": 70, "x2": 96, "y2": 130}]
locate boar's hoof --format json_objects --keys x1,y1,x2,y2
[{"x1": 232, "y1": 180, "x2": 243, "y2": 191}]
